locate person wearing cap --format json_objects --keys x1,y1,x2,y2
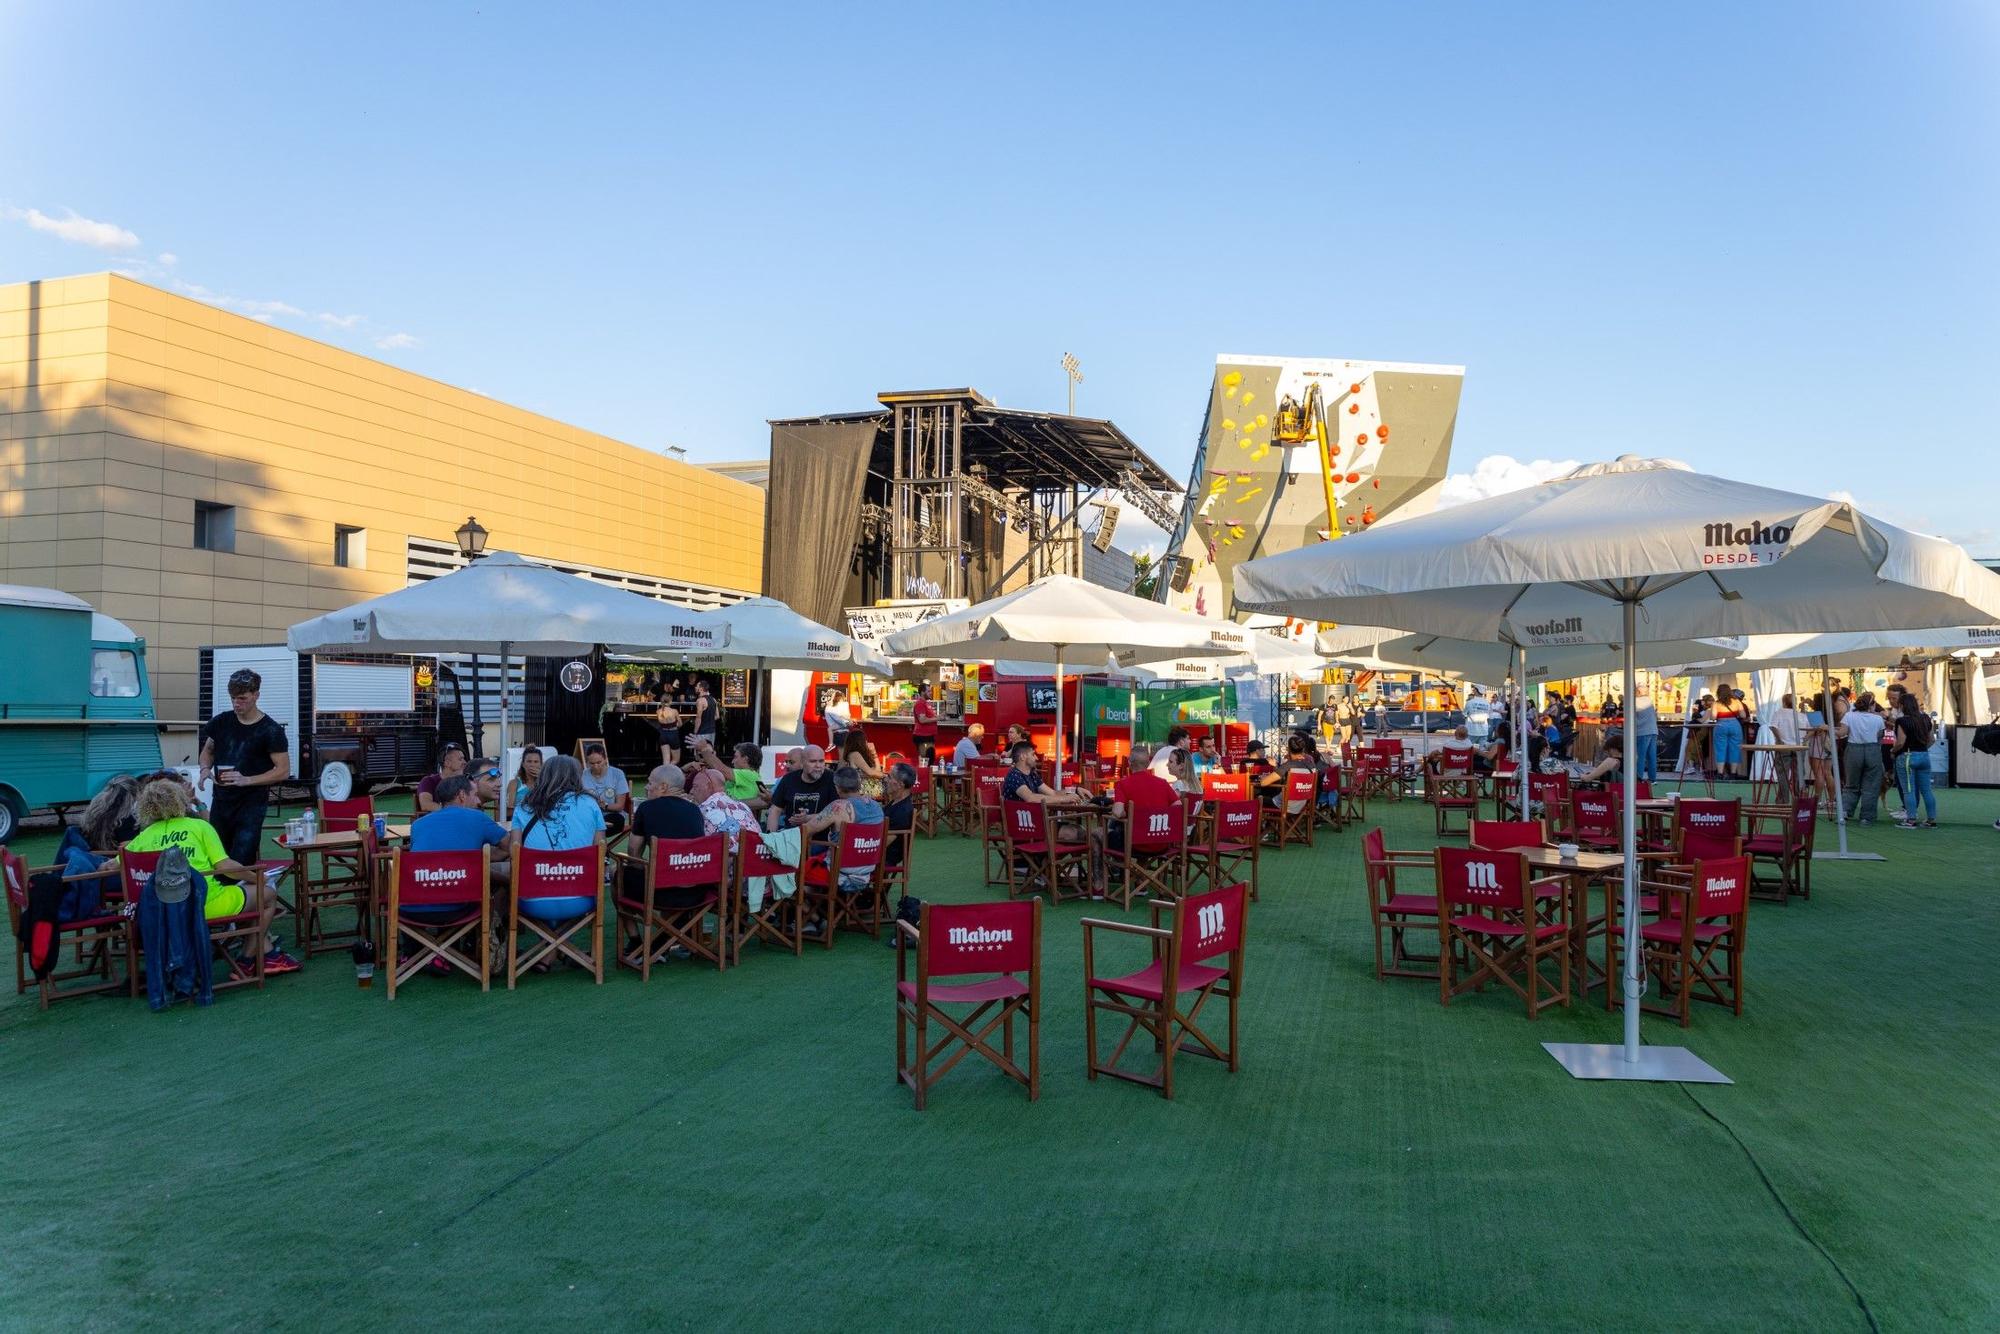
[
  {"x1": 416, "y1": 744, "x2": 469, "y2": 815},
  {"x1": 126, "y1": 776, "x2": 298, "y2": 972},
  {"x1": 197, "y1": 668, "x2": 291, "y2": 869}
]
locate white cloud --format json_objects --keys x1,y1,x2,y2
[
  {"x1": 374, "y1": 332, "x2": 420, "y2": 351},
  {"x1": 4, "y1": 206, "x2": 140, "y2": 251},
  {"x1": 315, "y1": 312, "x2": 365, "y2": 330},
  {"x1": 1437, "y1": 454, "x2": 1581, "y2": 508},
  {"x1": 156, "y1": 252, "x2": 178, "y2": 267}
]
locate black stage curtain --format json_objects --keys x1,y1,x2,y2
[{"x1": 765, "y1": 420, "x2": 878, "y2": 628}]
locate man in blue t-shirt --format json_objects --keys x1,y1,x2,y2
[{"x1": 409, "y1": 775, "x2": 510, "y2": 888}]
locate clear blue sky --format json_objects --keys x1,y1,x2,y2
[{"x1": 4, "y1": 1, "x2": 1996, "y2": 552}]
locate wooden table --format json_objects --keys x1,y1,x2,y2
[{"x1": 1520, "y1": 846, "x2": 1624, "y2": 998}]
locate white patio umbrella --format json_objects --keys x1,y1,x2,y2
[
  {"x1": 1656, "y1": 625, "x2": 2000, "y2": 858},
  {"x1": 626, "y1": 596, "x2": 893, "y2": 747},
  {"x1": 1316, "y1": 625, "x2": 1742, "y2": 817},
  {"x1": 1238, "y1": 457, "x2": 2000, "y2": 1084},
  {"x1": 883, "y1": 574, "x2": 1248, "y2": 784},
  {"x1": 288, "y1": 552, "x2": 732, "y2": 818}
]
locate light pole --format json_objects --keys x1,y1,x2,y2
[
  {"x1": 1062, "y1": 352, "x2": 1083, "y2": 416},
  {"x1": 455, "y1": 517, "x2": 490, "y2": 750}
]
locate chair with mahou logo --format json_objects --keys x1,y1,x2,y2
[
  {"x1": 1615, "y1": 853, "x2": 1751, "y2": 1027},
  {"x1": 4, "y1": 845, "x2": 129, "y2": 1007},
  {"x1": 1261, "y1": 769, "x2": 1319, "y2": 851},
  {"x1": 386, "y1": 848, "x2": 491, "y2": 998},
  {"x1": 974, "y1": 764, "x2": 1011, "y2": 885},
  {"x1": 1189, "y1": 799, "x2": 1260, "y2": 901},
  {"x1": 1425, "y1": 746, "x2": 1480, "y2": 839},
  {"x1": 1001, "y1": 800, "x2": 1091, "y2": 905},
  {"x1": 803, "y1": 820, "x2": 888, "y2": 946},
  {"x1": 614, "y1": 833, "x2": 728, "y2": 977},
  {"x1": 1104, "y1": 800, "x2": 1187, "y2": 909},
  {"x1": 1744, "y1": 795, "x2": 1815, "y2": 903},
  {"x1": 1435, "y1": 846, "x2": 1569, "y2": 1019},
  {"x1": 1363, "y1": 827, "x2": 1439, "y2": 981},
  {"x1": 1082, "y1": 882, "x2": 1248, "y2": 1099},
  {"x1": 728, "y1": 833, "x2": 803, "y2": 964},
  {"x1": 1673, "y1": 798, "x2": 1741, "y2": 855},
  {"x1": 506, "y1": 836, "x2": 604, "y2": 987},
  {"x1": 119, "y1": 846, "x2": 273, "y2": 998},
  {"x1": 896, "y1": 898, "x2": 1042, "y2": 1111}
]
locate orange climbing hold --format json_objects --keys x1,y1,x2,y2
[
  {"x1": 1346, "y1": 471, "x2": 1360, "y2": 483},
  {"x1": 1347, "y1": 403, "x2": 1359, "y2": 415},
  {"x1": 1376, "y1": 424, "x2": 1389, "y2": 440},
  {"x1": 1349, "y1": 383, "x2": 1361, "y2": 394},
  {"x1": 1355, "y1": 433, "x2": 1367, "y2": 445}
]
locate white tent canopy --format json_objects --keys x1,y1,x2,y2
[
  {"x1": 1658, "y1": 626, "x2": 2000, "y2": 675},
  {"x1": 1237, "y1": 456, "x2": 2000, "y2": 1085},
  {"x1": 288, "y1": 552, "x2": 733, "y2": 816},
  {"x1": 1314, "y1": 626, "x2": 1742, "y2": 684},
  {"x1": 884, "y1": 574, "x2": 1247, "y2": 782},
  {"x1": 1129, "y1": 630, "x2": 1324, "y2": 684}
]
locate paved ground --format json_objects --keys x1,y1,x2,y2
[{"x1": 3, "y1": 782, "x2": 1995, "y2": 1330}]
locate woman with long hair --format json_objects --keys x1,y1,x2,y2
[
  {"x1": 512, "y1": 755, "x2": 604, "y2": 851},
  {"x1": 81, "y1": 775, "x2": 142, "y2": 849},
  {"x1": 513, "y1": 746, "x2": 545, "y2": 810},
  {"x1": 1711, "y1": 685, "x2": 1748, "y2": 780},
  {"x1": 656, "y1": 705, "x2": 683, "y2": 766},
  {"x1": 1805, "y1": 691, "x2": 1836, "y2": 815},
  {"x1": 841, "y1": 725, "x2": 886, "y2": 800},
  {"x1": 1893, "y1": 693, "x2": 1938, "y2": 829}
]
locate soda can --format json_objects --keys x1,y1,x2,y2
[{"x1": 373, "y1": 815, "x2": 387, "y2": 840}]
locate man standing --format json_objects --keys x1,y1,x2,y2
[
  {"x1": 690, "y1": 678, "x2": 720, "y2": 751},
  {"x1": 1631, "y1": 685, "x2": 1660, "y2": 783},
  {"x1": 911, "y1": 684, "x2": 938, "y2": 765},
  {"x1": 198, "y1": 668, "x2": 290, "y2": 868}
]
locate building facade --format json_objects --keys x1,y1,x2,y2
[{"x1": 0, "y1": 273, "x2": 765, "y2": 724}]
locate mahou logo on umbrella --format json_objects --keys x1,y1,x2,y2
[
  {"x1": 1701, "y1": 519, "x2": 1794, "y2": 566},
  {"x1": 1519, "y1": 615, "x2": 1587, "y2": 645}
]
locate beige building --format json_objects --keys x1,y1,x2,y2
[{"x1": 0, "y1": 273, "x2": 765, "y2": 724}]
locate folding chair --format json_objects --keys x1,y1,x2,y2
[
  {"x1": 302, "y1": 795, "x2": 377, "y2": 956},
  {"x1": 804, "y1": 820, "x2": 888, "y2": 944},
  {"x1": 120, "y1": 847, "x2": 272, "y2": 996},
  {"x1": 1358, "y1": 746, "x2": 1400, "y2": 803},
  {"x1": 385, "y1": 848, "x2": 490, "y2": 998},
  {"x1": 1083, "y1": 881, "x2": 1248, "y2": 1099},
  {"x1": 1261, "y1": 770, "x2": 1317, "y2": 850},
  {"x1": 728, "y1": 832, "x2": 803, "y2": 963},
  {"x1": 879, "y1": 825, "x2": 915, "y2": 903},
  {"x1": 1625, "y1": 853, "x2": 1750, "y2": 1027},
  {"x1": 1325, "y1": 764, "x2": 1362, "y2": 829},
  {"x1": 974, "y1": 765, "x2": 1011, "y2": 885},
  {"x1": 1201, "y1": 772, "x2": 1250, "y2": 803},
  {"x1": 1190, "y1": 799, "x2": 1260, "y2": 901},
  {"x1": 1611, "y1": 827, "x2": 1741, "y2": 1008},
  {"x1": 1675, "y1": 798, "x2": 1741, "y2": 851},
  {"x1": 1435, "y1": 846, "x2": 1569, "y2": 1018},
  {"x1": 1553, "y1": 791, "x2": 1620, "y2": 852},
  {"x1": 909, "y1": 765, "x2": 938, "y2": 838},
  {"x1": 1104, "y1": 802, "x2": 1187, "y2": 909},
  {"x1": 613, "y1": 833, "x2": 727, "y2": 976},
  {"x1": 1427, "y1": 750, "x2": 1479, "y2": 839},
  {"x1": 1526, "y1": 771, "x2": 1570, "y2": 826},
  {"x1": 1001, "y1": 800, "x2": 1091, "y2": 904},
  {"x1": 4, "y1": 846, "x2": 128, "y2": 1007},
  {"x1": 896, "y1": 898, "x2": 1042, "y2": 1110},
  {"x1": 506, "y1": 837, "x2": 603, "y2": 986},
  {"x1": 1363, "y1": 827, "x2": 1437, "y2": 981}
]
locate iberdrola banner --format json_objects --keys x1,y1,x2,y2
[{"x1": 1080, "y1": 683, "x2": 1237, "y2": 741}]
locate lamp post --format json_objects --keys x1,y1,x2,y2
[
  {"x1": 456, "y1": 517, "x2": 490, "y2": 749},
  {"x1": 1062, "y1": 352, "x2": 1083, "y2": 416}
]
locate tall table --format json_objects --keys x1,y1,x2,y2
[{"x1": 1519, "y1": 846, "x2": 1624, "y2": 999}]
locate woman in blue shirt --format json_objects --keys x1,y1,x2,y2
[{"x1": 512, "y1": 756, "x2": 605, "y2": 920}]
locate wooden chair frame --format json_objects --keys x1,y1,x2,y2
[
  {"x1": 1363, "y1": 827, "x2": 1438, "y2": 981},
  {"x1": 1261, "y1": 771, "x2": 1318, "y2": 850},
  {"x1": 386, "y1": 847, "x2": 491, "y2": 998},
  {"x1": 896, "y1": 899, "x2": 1042, "y2": 1110},
  {"x1": 1082, "y1": 883, "x2": 1247, "y2": 1099},
  {"x1": 813, "y1": 821, "x2": 889, "y2": 945},
  {"x1": 120, "y1": 848, "x2": 271, "y2": 998},
  {"x1": 506, "y1": 836, "x2": 604, "y2": 987},
  {"x1": 1426, "y1": 757, "x2": 1479, "y2": 839},
  {"x1": 302, "y1": 798, "x2": 378, "y2": 957},
  {"x1": 1105, "y1": 803, "x2": 1188, "y2": 909},
  {"x1": 974, "y1": 767, "x2": 1011, "y2": 885},
  {"x1": 1745, "y1": 796, "x2": 1815, "y2": 903},
  {"x1": 4, "y1": 847, "x2": 127, "y2": 1007},
  {"x1": 1627, "y1": 855, "x2": 1749, "y2": 1027},
  {"x1": 1190, "y1": 800, "x2": 1260, "y2": 902},
  {"x1": 1001, "y1": 799, "x2": 1091, "y2": 905},
  {"x1": 1436, "y1": 847, "x2": 1570, "y2": 1019},
  {"x1": 727, "y1": 834, "x2": 804, "y2": 964},
  {"x1": 614, "y1": 834, "x2": 728, "y2": 976}
]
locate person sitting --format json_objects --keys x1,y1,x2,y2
[
  {"x1": 841, "y1": 727, "x2": 886, "y2": 799},
  {"x1": 468, "y1": 757, "x2": 504, "y2": 811},
  {"x1": 81, "y1": 774, "x2": 142, "y2": 850},
  {"x1": 622, "y1": 763, "x2": 709, "y2": 915},
  {"x1": 1190, "y1": 734, "x2": 1223, "y2": 779},
  {"x1": 799, "y1": 765, "x2": 886, "y2": 890},
  {"x1": 951, "y1": 723, "x2": 986, "y2": 767},
  {"x1": 1108, "y1": 742, "x2": 1178, "y2": 855},
  {"x1": 1000, "y1": 739, "x2": 1103, "y2": 865},
  {"x1": 691, "y1": 738, "x2": 766, "y2": 809},
  {"x1": 1243, "y1": 740, "x2": 1281, "y2": 802},
  {"x1": 409, "y1": 774, "x2": 511, "y2": 889},
  {"x1": 767, "y1": 745, "x2": 837, "y2": 835},
  {"x1": 577, "y1": 744, "x2": 631, "y2": 837},
  {"x1": 415, "y1": 743, "x2": 468, "y2": 814},
  {"x1": 1425, "y1": 725, "x2": 1476, "y2": 775},
  {"x1": 1149, "y1": 727, "x2": 1192, "y2": 778},
  {"x1": 1472, "y1": 733, "x2": 1509, "y2": 774},
  {"x1": 512, "y1": 746, "x2": 545, "y2": 810},
  {"x1": 881, "y1": 761, "x2": 918, "y2": 855},
  {"x1": 514, "y1": 755, "x2": 607, "y2": 854},
  {"x1": 1578, "y1": 733, "x2": 1625, "y2": 786},
  {"x1": 126, "y1": 776, "x2": 297, "y2": 972}
]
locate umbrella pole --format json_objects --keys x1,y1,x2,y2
[
  {"x1": 498, "y1": 640, "x2": 512, "y2": 824},
  {"x1": 1517, "y1": 645, "x2": 1529, "y2": 820},
  {"x1": 753, "y1": 656, "x2": 765, "y2": 750},
  {"x1": 1545, "y1": 599, "x2": 1730, "y2": 1083},
  {"x1": 1053, "y1": 647, "x2": 1066, "y2": 788},
  {"x1": 1814, "y1": 652, "x2": 1883, "y2": 861}
]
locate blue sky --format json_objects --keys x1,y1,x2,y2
[{"x1": 3, "y1": 1, "x2": 1996, "y2": 552}]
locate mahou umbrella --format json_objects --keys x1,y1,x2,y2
[{"x1": 1238, "y1": 457, "x2": 2000, "y2": 1084}]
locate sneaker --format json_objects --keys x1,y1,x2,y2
[
  {"x1": 1921, "y1": 820, "x2": 1937, "y2": 829},
  {"x1": 427, "y1": 956, "x2": 451, "y2": 976},
  {"x1": 1895, "y1": 820, "x2": 1919, "y2": 829},
  {"x1": 263, "y1": 948, "x2": 301, "y2": 975}
]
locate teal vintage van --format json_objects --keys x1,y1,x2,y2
[{"x1": 0, "y1": 585, "x2": 163, "y2": 841}]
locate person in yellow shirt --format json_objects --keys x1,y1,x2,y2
[{"x1": 125, "y1": 778, "x2": 297, "y2": 971}]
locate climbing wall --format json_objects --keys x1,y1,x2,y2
[{"x1": 1168, "y1": 354, "x2": 1465, "y2": 624}]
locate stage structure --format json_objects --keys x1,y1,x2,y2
[
  {"x1": 766, "y1": 388, "x2": 1182, "y2": 629},
  {"x1": 1159, "y1": 355, "x2": 1465, "y2": 627}
]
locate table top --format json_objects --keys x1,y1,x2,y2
[
  {"x1": 1744, "y1": 743, "x2": 1809, "y2": 754},
  {"x1": 1519, "y1": 847, "x2": 1625, "y2": 873},
  {"x1": 276, "y1": 830, "x2": 362, "y2": 852}
]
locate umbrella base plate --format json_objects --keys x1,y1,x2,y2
[
  {"x1": 1812, "y1": 851, "x2": 1886, "y2": 862},
  {"x1": 1542, "y1": 1042, "x2": 1732, "y2": 1084}
]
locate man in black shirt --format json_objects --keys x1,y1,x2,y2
[
  {"x1": 765, "y1": 744, "x2": 836, "y2": 833},
  {"x1": 198, "y1": 668, "x2": 290, "y2": 866},
  {"x1": 624, "y1": 764, "x2": 710, "y2": 908},
  {"x1": 881, "y1": 761, "x2": 917, "y2": 868}
]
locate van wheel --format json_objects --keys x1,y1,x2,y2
[{"x1": 0, "y1": 796, "x2": 19, "y2": 843}]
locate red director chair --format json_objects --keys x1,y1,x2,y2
[
  {"x1": 615, "y1": 833, "x2": 728, "y2": 977},
  {"x1": 1104, "y1": 801, "x2": 1187, "y2": 909},
  {"x1": 1362, "y1": 827, "x2": 1437, "y2": 981},
  {"x1": 1426, "y1": 747, "x2": 1479, "y2": 839},
  {"x1": 974, "y1": 764, "x2": 1011, "y2": 886},
  {"x1": 1744, "y1": 796, "x2": 1816, "y2": 904},
  {"x1": 1082, "y1": 881, "x2": 1248, "y2": 1100},
  {"x1": 306, "y1": 794, "x2": 377, "y2": 957},
  {"x1": 1189, "y1": 799, "x2": 1260, "y2": 901},
  {"x1": 1001, "y1": 800, "x2": 1091, "y2": 904},
  {"x1": 1201, "y1": 772, "x2": 1251, "y2": 802},
  {"x1": 1551, "y1": 790, "x2": 1621, "y2": 852},
  {"x1": 804, "y1": 820, "x2": 888, "y2": 945},
  {"x1": 1435, "y1": 846, "x2": 1570, "y2": 1019},
  {"x1": 729, "y1": 833, "x2": 803, "y2": 964},
  {"x1": 385, "y1": 848, "x2": 490, "y2": 998},
  {"x1": 1622, "y1": 853, "x2": 1751, "y2": 1028},
  {"x1": 4, "y1": 845, "x2": 127, "y2": 1007},
  {"x1": 1262, "y1": 770, "x2": 1318, "y2": 850},
  {"x1": 896, "y1": 898, "x2": 1042, "y2": 1111},
  {"x1": 506, "y1": 836, "x2": 604, "y2": 987},
  {"x1": 121, "y1": 847, "x2": 271, "y2": 997}
]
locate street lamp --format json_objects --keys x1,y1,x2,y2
[
  {"x1": 1062, "y1": 352, "x2": 1083, "y2": 415},
  {"x1": 454, "y1": 515, "x2": 489, "y2": 561}
]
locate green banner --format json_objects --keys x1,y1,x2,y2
[{"x1": 1080, "y1": 683, "x2": 1236, "y2": 741}]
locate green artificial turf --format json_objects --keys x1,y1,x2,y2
[{"x1": 3, "y1": 785, "x2": 1997, "y2": 1331}]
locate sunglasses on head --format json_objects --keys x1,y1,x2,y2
[{"x1": 480, "y1": 768, "x2": 501, "y2": 779}]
